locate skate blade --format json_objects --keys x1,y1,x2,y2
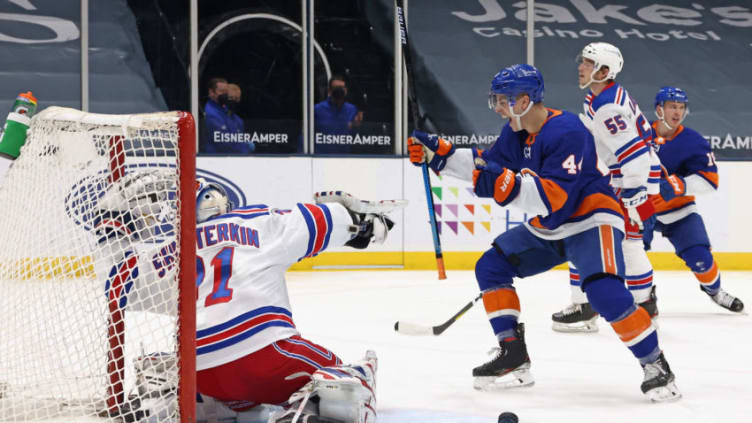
[
  {"x1": 552, "y1": 318, "x2": 599, "y2": 333},
  {"x1": 473, "y1": 366, "x2": 534, "y2": 391},
  {"x1": 645, "y1": 382, "x2": 682, "y2": 403}
]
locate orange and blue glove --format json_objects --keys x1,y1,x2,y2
[
  {"x1": 473, "y1": 161, "x2": 520, "y2": 206},
  {"x1": 659, "y1": 174, "x2": 685, "y2": 202},
  {"x1": 407, "y1": 130, "x2": 455, "y2": 172}
]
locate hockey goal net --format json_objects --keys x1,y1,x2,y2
[{"x1": 0, "y1": 107, "x2": 196, "y2": 422}]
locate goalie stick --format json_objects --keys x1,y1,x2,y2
[
  {"x1": 395, "y1": 0, "x2": 446, "y2": 280},
  {"x1": 394, "y1": 293, "x2": 482, "y2": 336}
]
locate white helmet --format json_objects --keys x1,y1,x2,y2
[
  {"x1": 579, "y1": 42, "x2": 623, "y2": 89},
  {"x1": 196, "y1": 178, "x2": 233, "y2": 223}
]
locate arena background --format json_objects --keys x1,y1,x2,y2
[{"x1": 0, "y1": 0, "x2": 750, "y2": 270}]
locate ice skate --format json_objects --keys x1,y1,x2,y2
[
  {"x1": 641, "y1": 352, "x2": 681, "y2": 402},
  {"x1": 638, "y1": 286, "x2": 659, "y2": 320},
  {"x1": 703, "y1": 287, "x2": 744, "y2": 313},
  {"x1": 472, "y1": 323, "x2": 534, "y2": 390},
  {"x1": 551, "y1": 302, "x2": 599, "y2": 333}
]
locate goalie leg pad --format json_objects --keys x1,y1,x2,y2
[
  {"x1": 314, "y1": 350, "x2": 377, "y2": 423},
  {"x1": 272, "y1": 350, "x2": 377, "y2": 423}
]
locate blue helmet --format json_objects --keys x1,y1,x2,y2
[
  {"x1": 489, "y1": 64, "x2": 544, "y2": 105},
  {"x1": 654, "y1": 86, "x2": 688, "y2": 108}
]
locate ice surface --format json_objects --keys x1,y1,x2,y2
[{"x1": 286, "y1": 269, "x2": 752, "y2": 423}]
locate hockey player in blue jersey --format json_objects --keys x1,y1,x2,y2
[
  {"x1": 407, "y1": 64, "x2": 680, "y2": 401},
  {"x1": 551, "y1": 42, "x2": 662, "y2": 332},
  {"x1": 649, "y1": 86, "x2": 744, "y2": 312}
]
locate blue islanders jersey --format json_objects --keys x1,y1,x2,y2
[
  {"x1": 478, "y1": 109, "x2": 624, "y2": 239},
  {"x1": 649, "y1": 121, "x2": 719, "y2": 224},
  {"x1": 194, "y1": 202, "x2": 353, "y2": 370},
  {"x1": 581, "y1": 82, "x2": 661, "y2": 194}
]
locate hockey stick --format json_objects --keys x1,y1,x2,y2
[
  {"x1": 395, "y1": 0, "x2": 447, "y2": 280},
  {"x1": 394, "y1": 293, "x2": 482, "y2": 336}
]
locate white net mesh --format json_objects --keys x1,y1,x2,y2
[{"x1": 0, "y1": 107, "x2": 193, "y2": 422}]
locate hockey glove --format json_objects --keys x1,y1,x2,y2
[
  {"x1": 473, "y1": 161, "x2": 520, "y2": 206},
  {"x1": 407, "y1": 130, "x2": 455, "y2": 172},
  {"x1": 92, "y1": 210, "x2": 140, "y2": 243},
  {"x1": 345, "y1": 212, "x2": 394, "y2": 249},
  {"x1": 659, "y1": 174, "x2": 685, "y2": 202},
  {"x1": 620, "y1": 187, "x2": 656, "y2": 231}
]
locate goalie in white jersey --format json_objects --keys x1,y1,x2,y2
[
  {"x1": 92, "y1": 173, "x2": 402, "y2": 423},
  {"x1": 552, "y1": 42, "x2": 662, "y2": 332},
  {"x1": 192, "y1": 181, "x2": 403, "y2": 423}
]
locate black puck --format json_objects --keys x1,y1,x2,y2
[{"x1": 498, "y1": 411, "x2": 518, "y2": 423}]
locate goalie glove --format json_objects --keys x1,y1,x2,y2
[
  {"x1": 345, "y1": 212, "x2": 394, "y2": 249},
  {"x1": 314, "y1": 191, "x2": 403, "y2": 249},
  {"x1": 314, "y1": 191, "x2": 407, "y2": 214},
  {"x1": 92, "y1": 210, "x2": 139, "y2": 243},
  {"x1": 314, "y1": 191, "x2": 404, "y2": 249}
]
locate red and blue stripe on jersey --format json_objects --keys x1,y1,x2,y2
[
  {"x1": 197, "y1": 305, "x2": 295, "y2": 357},
  {"x1": 297, "y1": 203, "x2": 334, "y2": 259},
  {"x1": 105, "y1": 251, "x2": 139, "y2": 309},
  {"x1": 482, "y1": 109, "x2": 623, "y2": 232},
  {"x1": 586, "y1": 82, "x2": 653, "y2": 166}
]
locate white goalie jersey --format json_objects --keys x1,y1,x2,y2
[
  {"x1": 193, "y1": 202, "x2": 353, "y2": 370},
  {"x1": 581, "y1": 82, "x2": 661, "y2": 194}
]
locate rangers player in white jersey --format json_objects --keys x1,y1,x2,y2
[
  {"x1": 92, "y1": 173, "x2": 403, "y2": 423},
  {"x1": 551, "y1": 42, "x2": 662, "y2": 332},
  {"x1": 193, "y1": 181, "x2": 404, "y2": 423}
]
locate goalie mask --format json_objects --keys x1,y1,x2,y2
[{"x1": 196, "y1": 178, "x2": 233, "y2": 223}]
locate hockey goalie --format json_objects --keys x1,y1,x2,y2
[{"x1": 89, "y1": 170, "x2": 405, "y2": 423}]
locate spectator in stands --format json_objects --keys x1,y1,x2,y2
[
  {"x1": 203, "y1": 78, "x2": 253, "y2": 154},
  {"x1": 314, "y1": 75, "x2": 363, "y2": 153}
]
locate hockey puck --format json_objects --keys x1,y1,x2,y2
[{"x1": 498, "y1": 411, "x2": 518, "y2": 423}]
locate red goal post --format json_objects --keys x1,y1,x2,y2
[{"x1": 0, "y1": 107, "x2": 196, "y2": 422}]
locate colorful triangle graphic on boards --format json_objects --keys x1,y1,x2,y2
[
  {"x1": 432, "y1": 187, "x2": 442, "y2": 200},
  {"x1": 445, "y1": 221, "x2": 458, "y2": 234},
  {"x1": 464, "y1": 204, "x2": 475, "y2": 215},
  {"x1": 461, "y1": 221, "x2": 474, "y2": 234},
  {"x1": 446, "y1": 204, "x2": 458, "y2": 217}
]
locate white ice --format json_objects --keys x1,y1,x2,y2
[{"x1": 286, "y1": 269, "x2": 752, "y2": 423}]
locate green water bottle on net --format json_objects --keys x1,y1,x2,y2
[{"x1": 0, "y1": 91, "x2": 38, "y2": 160}]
